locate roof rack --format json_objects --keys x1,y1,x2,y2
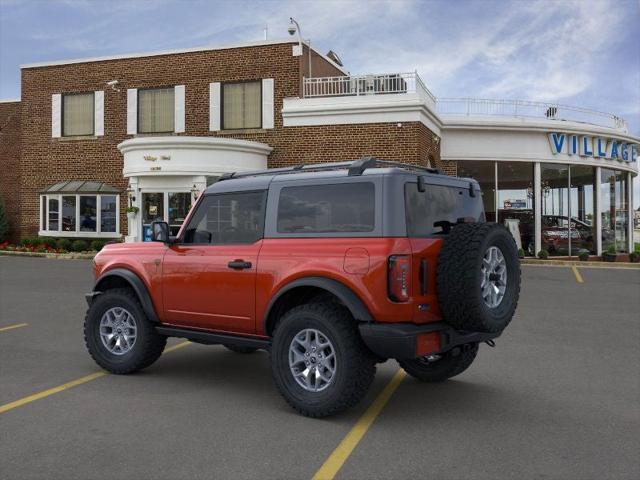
[{"x1": 217, "y1": 157, "x2": 440, "y2": 182}]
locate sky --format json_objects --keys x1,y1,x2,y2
[{"x1": 1, "y1": 0, "x2": 639, "y2": 203}]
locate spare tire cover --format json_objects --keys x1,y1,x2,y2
[{"x1": 436, "y1": 223, "x2": 521, "y2": 333}]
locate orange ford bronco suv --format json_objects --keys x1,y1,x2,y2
[{"x1": 85, "y1": 158, "x2": 520, "y2": 417}]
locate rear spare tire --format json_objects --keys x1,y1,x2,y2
[{"x1": 436, "y1": 223, "x2": 520, "y2": 333}]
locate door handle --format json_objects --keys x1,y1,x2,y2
[{"x1": 228, "y1": 259, "x2": 252, "y2": 270}]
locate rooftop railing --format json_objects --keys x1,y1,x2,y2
[
  {"x1": 436, "y1": 98, "x2": 628, "y2": 131},
  {"x1": 303, "y1": 72, "x2": 436, "y2": 103},
  {"x1": 301, "y1": 74, "x2": 627, "y2": 131}
]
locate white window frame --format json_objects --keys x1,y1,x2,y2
[{"x1": 39, "y1": 194, "x2": 120, "y2": 238}]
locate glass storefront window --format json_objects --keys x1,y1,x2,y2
[
  {"x1": 541, "y1": 164, "x2": 570, "y2": 256},
  {"x1": 457, "y1": 161, "x2": 496, "y2": 222},
  {"x1": 601, "y1": 169, "x2": 629, "y2": 253},
  {"x1": 62, "y1": 196, "x2": 76, "y2": 232},
  {"x1": 497, "y1": 162, "x2": 534, "y2": 255},
  {"x1": 101, "y1": 195, "x2": 117, "y2": 233},
  {"x1": 569, "y1": 166, "x2": 596, "y2": 254}
]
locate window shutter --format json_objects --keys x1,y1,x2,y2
[
  {"x1": 94, "y1": 91, "x2": 104, "y2": 136},
  {"x1": 127, "y1": 88, "x2": 137, "y2": 135},
  {"x1": 51, "y1": 94, "x2": 61, "y2": 138},
  {"x1": 262, "y1": 78, "x2": 274, "y2": 129},
  {"x1": 209, "y1": 82, "x2": 221, "y2": 131},
  {"x1": 174, "y1": 85, "x2": 185, "y2": 133}
]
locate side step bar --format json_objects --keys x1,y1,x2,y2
[{"x1": 156, "y1": 326, "x2": 271, "y2": 350}]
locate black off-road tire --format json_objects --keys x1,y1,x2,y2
[
  {"x1": 84, "y1": 288, "x2": 167, "y2": 374},
  {"x1": 436, "y1": 223, "x2": 521, "y2": 333},
  {"x1": 223, "y1": 345, "x2": 258, "y2": 354},
  {"x1": 270, "y1": 302, "x2": 376, "y2": 418},
  {"x1": 398, "y1": 343, "x2": 479, "y2": 382}
]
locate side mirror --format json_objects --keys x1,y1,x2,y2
[{"x1": 151, "y1": 221, "x2": 170, "y2": 243}]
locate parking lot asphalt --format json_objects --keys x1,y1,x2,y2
[{"x1": 0, "y1": 256, "x2": 639, "y2": 480}]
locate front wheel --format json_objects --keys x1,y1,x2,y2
[
  {"x1": 398, "y1": 343, "x2": 479, "y2": 382},
  {"x1": 270, "y1": 303, "x2": 376, "y2": 418},
  {"x1": 84, "y1": 288, "x2": 166, "y2": 374}
]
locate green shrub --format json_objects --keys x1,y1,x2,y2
[
  {"x1": 537, "y1": 249, "x2": 549, "y2": 260},
  {"x1": 578, "y1": 251, "x2": 589, "y2": 261},
  {"x1": 90, "y1": 240, "x2": 106, "y2": 252},
  {"x1": 517, "y1": 248, "x2": 525, "y2": 259},
  {"x1": 21, "y1": 237, "x2": 37, "y2": 247},
  {"x1": 0, "y1": 197, "x2": 8, "y2": 241},
  {"x1": 630, "y1": 252, "x2": 640, "y2": 263},
  {"x1": 57, "y1": 238, "x2": 72, "y2": 251},
  {"x1": 38, "y1": 237, "x2": 57, "y2": 249},
  {"x1": 71, "y1": 240, "x2": 88, "y2": 252},
  {"x1": 606, "y1": 244, "x2": 617, "y2": 254}
]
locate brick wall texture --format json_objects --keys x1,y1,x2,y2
[
  {"x1": 0, "y1": 101, "x2": 21, "y2": 242},
  {"x1": 7, "y1": 41, "x2": 441, "y2": 239}
]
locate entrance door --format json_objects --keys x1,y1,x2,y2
[
  {"x1": 162, "y1": 191, "x2": 266, "y2": 333},
  {"x1": 141, "y1": 192, "x2": 191, "y2": 241}
]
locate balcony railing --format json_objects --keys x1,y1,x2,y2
[
  {"x1": 303, "y1": 72, "x2": 436, "y2": 102},
  {"x1": 437, "y1": 98, "x2": 628, "y2": 131},
  {"x1": 301, "y1": 74, "x2": 627, "y2": 131}
]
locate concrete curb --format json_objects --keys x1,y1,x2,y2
[
  {"x1": 0, "y1": 250, "x2": 96, "y2": 260},
  {"x1": 521, "y1": 258, "x2": 640, "y2": 269}
]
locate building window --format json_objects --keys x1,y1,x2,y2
[
  {"x1": 62, "y1": 92, "x2": 94, "y2": 136},
  {"x1": 601, "y1": 169, "x2": 629, "y2": 253},
  {"x1": 138, "y1": 88, "x2": 175, "y2": 133},
  {"x1": 222, "y1": 81, "x2": 261, "y2": 130},
  {"x1": 39, "y1": 194, "x2": 120, "y2": 237},
  {"x1": 497, "y1": 162, "x2": 535, "y2": 255}
]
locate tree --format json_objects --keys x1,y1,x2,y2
[{"x1": 0, "y1": 197, "x2": 9, "y2": 242}]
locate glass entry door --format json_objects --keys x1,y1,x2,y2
[{"x1": 141, "y1": 192, "x2": 191, "y2": 241}]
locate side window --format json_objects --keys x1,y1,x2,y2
[
  {"x1": 182, "y1": 192, "x2": 266, "y2": 245},
  {"x1": 277, "y1": 183, "x2": 375, "y2": 234},
  {"x1": 405, "y1": 183, "x2": 463, "y2": 236}
]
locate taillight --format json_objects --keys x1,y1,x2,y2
[{"x1": 388, "y1": 255, "x2": 411, "y2": 302}]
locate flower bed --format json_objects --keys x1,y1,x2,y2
[{"x1": 0, "y1": 237, "x2": 122, "y2": 255}]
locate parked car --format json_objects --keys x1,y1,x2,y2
[{"x1": 84, "y1": 158, "x2": 521, "y2": 417}]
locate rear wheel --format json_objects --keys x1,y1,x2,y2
[
  {"x1": 270, "y1": 302, "x2": 376, "y2": 418},
  {"x1": 437, "y1": 223, "x2": 521, "y2": 333},
  {"x1": 398, "y1": 343, "x2": 479, "y2": 382},
  {"x1": 84, "y1": 288, "x2": 166, "y2": 374}
]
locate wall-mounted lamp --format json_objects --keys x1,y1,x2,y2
[
  {"x1": 126, "y1": 187, "x2": 136, "y2": 205},
  {"x1": 191, "y1": 184, "x2": 200, "y2": 200}
]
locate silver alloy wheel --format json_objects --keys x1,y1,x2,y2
[
  {"x1": 480, "y1": 246, "x2": 507, "y2": 308},
  {"x1": 289, "y1": 328, "x2": 337, "y2": 392},
  {"x1": 100, "y1": 307, "x2": 137, "y2": 355}
]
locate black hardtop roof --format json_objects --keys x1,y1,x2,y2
[{"x1": 203, "y1": 157, "x2": 478, "y2": 195}]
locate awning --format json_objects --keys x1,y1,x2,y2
[{"x1": 41, "y1": 181, "x2": 120, "y2": 194}]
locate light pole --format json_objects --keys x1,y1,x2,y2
[{"x1": 288, "y1": 17, "x2": 311, "y2": 78}]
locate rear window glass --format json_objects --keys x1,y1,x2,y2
[
  {"x1": 277, "y1": 183, "x2": 375, "y2": 234},
  {"x1": 405, "y1": 183, "x2": 462, "y2": 236}
]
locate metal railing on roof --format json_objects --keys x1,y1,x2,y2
[
  {"x1": 436, "y1": 98, "x2": 628, "y2": 131},
  {"x1": 303, "y1": 72, "x2": 436, "y2": 102},
  {"x1": 301, "y1": 73, "x2": 628, "y2": 131}
]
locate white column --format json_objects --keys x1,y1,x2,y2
[
  {"x1": 534, "y1": 162, "x2": 542, "y2": 256},
  {"x1": 126, "y1": 177, "x2": 140, "y2": 243},
  {"x1": 628, "y1": 172, "x2": 633, "y2": 253},
  {"x1": 595, "y1": 166, "x2": 602, "y2": 256}
]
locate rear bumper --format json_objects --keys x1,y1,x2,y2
[{"x1": 359, "y1": 322, "x2": 500, "y2": 360}]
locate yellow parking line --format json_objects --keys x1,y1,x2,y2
[
  {"x1": 0, "y1": 341, "x2": 191, "y2": 415},
  {"x1": 0, "y1": 323, "x2": 28, "y2": 333},
  {"x1": 571, "y1": 265, "x2": 584, "y2": 283},
  {"x1": 312, "y1": 369, "x2": 407, "y2": 480}
]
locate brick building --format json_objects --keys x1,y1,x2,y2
[{"x1": 0, "y1": 38, "x2": 637, "y2": 254}]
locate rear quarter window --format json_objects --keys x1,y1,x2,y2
[
  {"x1": 405, "y1": 182, "x2": 478, "y2": 236},
  {"x1": 277, "y1": 183, "x2": 375, "y2": 234}
]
